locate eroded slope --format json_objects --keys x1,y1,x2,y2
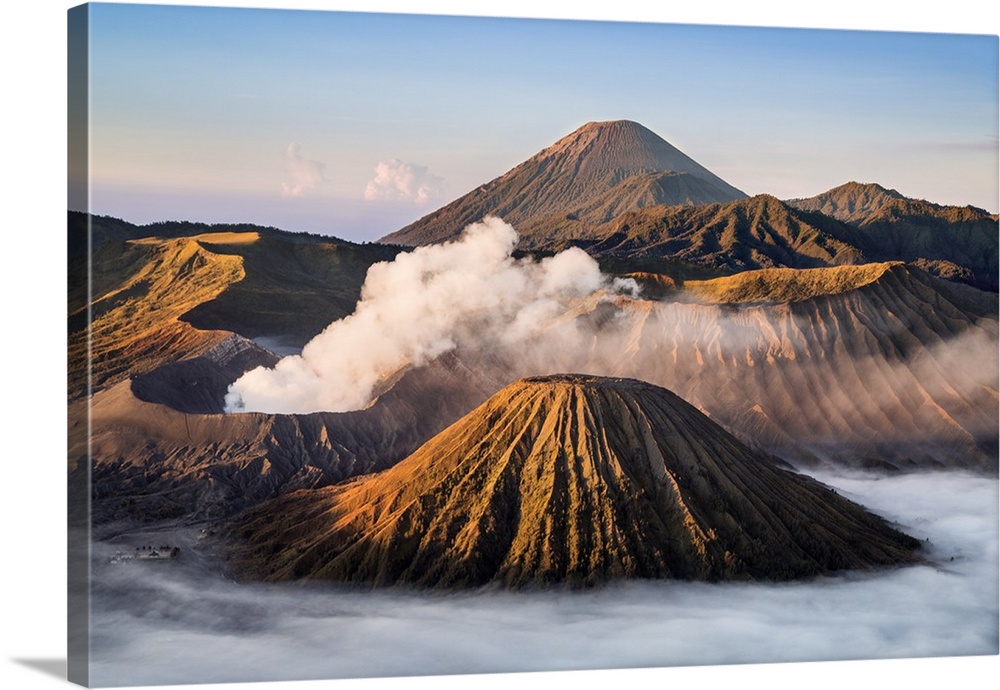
[{"x1": 229, "y1": 375, "x2": 921, "y2": 588}]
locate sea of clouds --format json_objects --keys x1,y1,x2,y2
[{"x1": 88, "y1": 470, "x2": 998, "y2": 687}]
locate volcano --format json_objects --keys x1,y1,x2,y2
[
  {"x1": 381, "y1": 120, "x2": 747, "y2": 247},
  {"x1": 230, "y1": 375, "x2": 921, "y2": 588}
]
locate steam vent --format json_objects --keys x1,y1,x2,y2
[{"x1": 230, "y1": 375, "x2": 922, "y2": 588}]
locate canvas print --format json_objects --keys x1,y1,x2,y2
[{"x1": 67, "y1": 2, "x2": 999, "y2": 688}]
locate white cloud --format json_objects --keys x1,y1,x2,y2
[
  {"x1": 280, "y1": 143, "x2": 325, "y2": 198},
  {"x1": 364, "y1": 158, "x2": 443, "y2": 204}
]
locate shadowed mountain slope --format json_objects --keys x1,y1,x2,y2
[
  {"x1": 531, "y1": 186, "x2": 996, "y2": 291},
  {"x1": 77, "y1": 352, "x2": 505, "y2": 525},
  {"x1": 177, "y1": 232, "x2": 400, "y2": 343},
  {"x1": 229, "y1": 375, "x2": 921, "y2": 588},
  {"x1": 68, "y1": 218, "x2": 400, "y2": 399},
  {"x1": 571, "y1": 264, "x2": 999, "y2": 471},
  {"x1": 381, "y1": 120, "x2": 747, "y2": 247},
  {"x1": 88, "y1": 262, "x2": 997, "y2": 529},
  {"x1": 362, "y1": 263, "x2": 994, "y2": 473},
  {"x1": 68, "y1": 233, "x2": 247, "y2": 399},
  {"x1": 72, "y1": 214, "x2": 997, "y2": 534},
  {"x1": 571, "y1": 194, "x2": 867, "y2": 270},
  {"x1": 129, "y1": 334, "x2": 281, "y2": 415},
  {"x1": 786, "y1": 182, "x2": 998, "y2": 290}
]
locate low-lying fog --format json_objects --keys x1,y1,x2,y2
[{"x1": 89, "y1": 470, "x2": 998, "y2": 687}]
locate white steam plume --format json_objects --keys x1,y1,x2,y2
[
  {"x1": 281, "y1": 143, "x2": 325, "y2": 198},
  {"x1": 225, "y1": 217, "x2": 636, "y2": 414},
  {"x1": 364, "y1": 158, "x2": 443, "y2": 204}
]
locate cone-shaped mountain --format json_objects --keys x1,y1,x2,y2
[
  {"x1": 381, "y1": 120, "x2": 746, "y2": 246},
  {"x1": 230, "y1": 375, "x2": 921, "y2": 588}
]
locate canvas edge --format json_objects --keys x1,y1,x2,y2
[{"x1": 67, "y1": 3, "x2": 91, "y2": 687}]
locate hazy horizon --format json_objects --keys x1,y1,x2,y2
[{"x1": 78, "y1": 3, "x2": 999, "y2": 241}]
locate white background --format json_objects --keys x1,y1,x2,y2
[{"x1": 1, "y1": 2, "x2": 997, "y2": 689}]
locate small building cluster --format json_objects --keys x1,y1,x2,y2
[{"x1": 108, "y1": 545, "x2": 181, "y2": 563}]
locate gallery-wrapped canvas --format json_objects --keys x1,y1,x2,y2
[{"x1": 67, "y1": 2, "x2": 999, "y2": 688}]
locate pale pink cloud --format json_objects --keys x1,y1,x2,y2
[
  {"x1": 281, "y1": 143, "x2": 325, "y2": 198},
  {"x1": 365, "y1": 158, "x2": 443, "y2": 204}
]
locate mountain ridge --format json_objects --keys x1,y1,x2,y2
[
  {"x1": 68, "y1": 218, "x2": 403, "y2": 399},
  {"x1": 576, "y1": 193, "x2": 866, "y2": 269},
  {"x1": 375, "y1": 122, "x2": 996, "y2": 290},
  {"x1": 786, "y1": 181, "x2": 993, "y2": 223},
  {"x1": 785, "y1": 182, "x2": 998, "y2": 289},
  {"x1": 534, "y1": 188, "x2": 997, "y2": 291}
]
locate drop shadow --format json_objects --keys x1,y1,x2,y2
[{"x1": 11, "y1": 658, "x2": 66, "y2": 680}]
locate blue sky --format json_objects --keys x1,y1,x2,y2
[{"x1": 80, "y1": 1, "x2": 999, "y2": 240}]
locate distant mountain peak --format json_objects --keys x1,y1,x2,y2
[
  {"x1": 533, "y1": 119, "x2": 732, "y2": 184},
  {"x1": 832, "y1": 180, "x2": 903, "y2": 196},
  {"x1": 541, "y1": 119, "x2": 666, "y2": 160},
  {"x1": 551, "y1": 119, "x2": 647, "y2": 140},
  {"x1": 579, "y1": 118, "x2": 644, "y2": 131},
  {"x1": 782, "y1": 184, "x2": 999, "y2": 290},
  {"x1": 787, "y1": 182, "x2": 910, "y2": 221},
  {"x1": 380, "y1": 120, "x2": 746, "y2": 246}
]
